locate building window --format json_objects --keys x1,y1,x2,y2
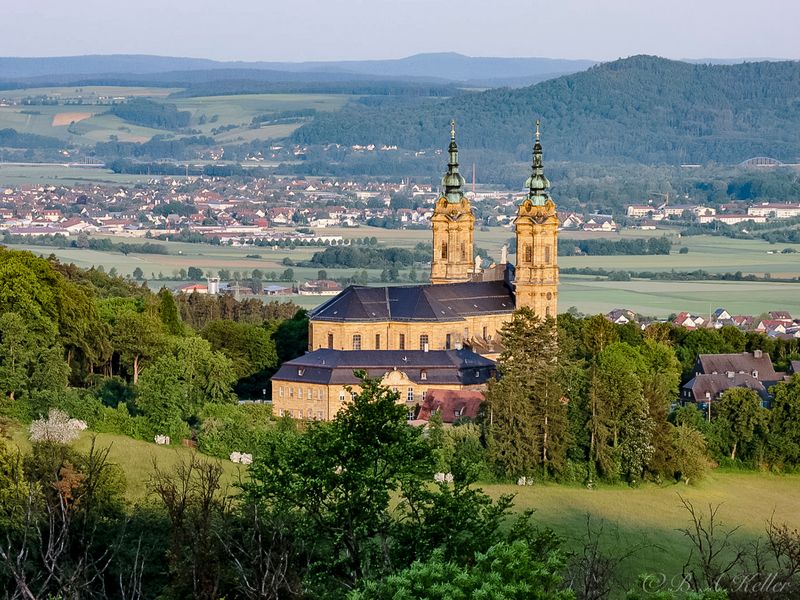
[
  {"x1": 307, "y1": 388, "x2": 312, "y2": 400},
  {"x1": 352, "y1": 334, "x2": 362, "y2": 350},
  {"x1": 475, "y1": 369, "x2": 480, "y2": 378},
  {"x1": 307, "y1": 409, "x2": 313, "y2": 419},
  {"x1": 351, "y1": 391, "x2": 357, "y2": 401},
  {"x1": 317, "y1": 411, "x2": 323, "y2": 420},
  {"x1": 339, "y1": 391, "x2": 346, "y2": 402},
  {"x1": 407, "y1": 387, "x2": 414, "y2": 402},
  {"x1": 441, "y1": 241, "x2": 448, "y2": 259},
  {"x1": 327, "y1": 333, "x2": 334, "y2": 349},
  {"x1": 460, "y1": 241, "x2": 466, "y2": 261},
  {"x1": 279, "y1": 386, "x2": 284, "y2": 397},
  {"x1": 524, "y1": 244, "x2": 532, "y2": 263},
  {"x1": 545, "y1": 245, "x2": 551, "y2": 264},
  {"x1": 445, "y1": 333, "x2": 452, "y2": 350},
  {"x1": 375, "y1": 333, "x2": 381, "y2": 350},
  {"x1": 482, "y1": 326, "x2": 488, "y2": 339},
  {"x1": 546, "y1": 305, "x2": 551, "y2": 317},
  {"x1": 297, "y1": 368, "x2": 304, "y2": 376},
  {"x1": 399, "y1": 333, "x2": 405, "y2": 350},
  {"x1": 420, "y1": 370, "x2": 427, "y2": 381},
  {"x1": 289, "y1": 387, "x2": 294, "y2": 397},
  {"x1": 419, "y1": 334, "x2": 429, "y2": 350}
]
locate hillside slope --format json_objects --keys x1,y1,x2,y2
[{"x1": 292, "y1": 56, "x2": 800, "y2": 164}]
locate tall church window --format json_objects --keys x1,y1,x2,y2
[
  {"x1": 524, "y1": 244, "x2": 532, "y2": 263},
  {"x1": 327, "y1": 333, "x2": 334, "y2": 349},
  {"x1": 419, "y1": 334, "x2": 429, "y2": 350},
  {"x1": 441, "y1": 242, "x2": 448, "y2": 259},
  {"x1": 445, "y1": 333, "x2": 452, "y2": 350},
  {"x1": 399, "y1": 333, "x2": 406, "y2": 350},
  {"x1": 352, "y1": 334, "x2": 362, "y2": 350},
  {"x1": 460, "y1": 241, "x2": 466, "y2": 261},
  {"x1": 375, "y1": 333, "x2": 381, "y2": 350},
  {"x1": 545, "y1": 245, "x2": 551, "y2": 264}
]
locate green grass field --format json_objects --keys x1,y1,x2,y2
[
  {"x1": 9, "y1": 228, "x2": 800, "y2": 317},
  {"x1": 0, "y1": 164, "x2": 170, "y2": 186}
]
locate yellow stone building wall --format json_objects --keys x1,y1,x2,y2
[
  {"x1": 309, "y1": 313, "x2": 511, "y2": 352},
  {"x1": 430, "y1": 196, "x2": 475, "y2": 285},
  {"x1": 513, "y1": 197, "x2": 559, "y2": 317},
  {"x1": 272, "y1": 369, "x2": 486, "y2": 420}
]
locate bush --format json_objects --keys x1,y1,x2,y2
[
  {"x1": 196, "y1": 402, "x2": 275, "y2": 458},
  {"x1": 679, "y1": 246, "x2": 690, "y2": 254}
]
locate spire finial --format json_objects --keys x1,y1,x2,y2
[
  {"x1": 524, "y1": 120, "x2": 550, "y2": 205},
  {"x1": 441, "y1": 119, "x2": 465, "y2": 201},
  {"x1": 535, "y1": 119, "x2": 540, "y2": 142}
]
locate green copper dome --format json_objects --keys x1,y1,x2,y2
[
  {"x1": 441, "y1": 119, "x2": 465, "y2": 202},
  {"x1": 524, "y1": 120, "x2": 550, "y2": 206}
]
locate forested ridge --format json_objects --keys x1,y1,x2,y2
[{"x1": 293, "y1": 56, "x2": 800, "y2": 164}]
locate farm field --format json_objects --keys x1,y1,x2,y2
[
  {"x1": 7, "y1": 419, "x2": 798, "y2": 589},
  {"x1": 8, "y1": 228, "x2": 800, "y2": 317},
  {"x1": 0, "y1": 85, "x2": 356, "y2": 146},
  {"x1": 0, "y1": 163, "x2": 168, "y2": 186}
]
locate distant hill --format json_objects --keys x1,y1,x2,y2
[
  {"x1": 0, "y1": 53, "x2": 594, "y2": 88},
  {"x1": 292, "y1": 55, "x2": 800, "y2": 165}
]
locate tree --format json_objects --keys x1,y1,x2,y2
[
  {"x1": 187, "y1": 266, "x2": 204, "y2": 280},
  {"x1": 158, "y1": 287, "x2": 183, "y2": 336},
  {"x1": 111, "y1": 311, "x2": 166, "y2": 384},
  {"x1": 280, "y1": 268, "x2": 295, "y2": 282},
  {"x1": 317, "y1": 269, "x2": 328, "y2": 280},
  {"x1": 714, "y1": 388, "x2": 768, "y2": 461},
  {"x1": 767, "y1": 377, "x2": 800, "y2": 467},
  {"x1": 486, "y1": 309, "x2": 570, "y2": 478},
  {"x1": 201, "y1": 320, "x2": 278, "y2": 380},
  {"x1": 132, "y1": 267, "x2": 144, "y2": 280},
  {"x1": 671, "y1": 424, "x2": 710, "y2": 484},
  {"x1": 244, "y1": 374, "x2": 431, "y2": 587}
]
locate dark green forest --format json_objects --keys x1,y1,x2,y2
[{"x1": 293, "y1": 56, "x2": 800, "y2": 165}]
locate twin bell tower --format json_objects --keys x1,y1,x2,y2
[{"x1": 429, "y1": 120, "x2": 559, "y2": 318}]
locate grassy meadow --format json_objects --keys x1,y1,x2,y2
[
  {"x1": 7, "y1": 419, "x2": 798, "y2": 588},
  {"x1": 9, "y1": 227, "x2": 800, "y2": 317}
]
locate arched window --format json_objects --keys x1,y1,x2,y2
[
  {"x1": 524, "y1": 244, "x2": 532, "y2": 263},
  {"x1": 352, "y1": 334, "x2": 362, "y2": 350},
  {"x1": 441, "y1": 241, "x2": 448, "y2": 259}
]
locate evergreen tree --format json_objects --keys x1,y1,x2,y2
[
  {"x1": 486, "y1": 309, "x2": 569, "y2": 478},
  {"x1": 158, "y1": 287, "x2": 183, "y2": 336}
]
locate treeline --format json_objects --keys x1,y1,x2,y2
[
  {"x1": 108, "y1": 98, "x2": 191, "y2": 129},
  {"x1": 96, "y1": 134, "x2": 214, "y2": 160},
  {"x1": 107, "y1": 159, "x2": 271, "y2": 177},
  {"x1": 484, "y1": 312, "x2": 800, "y2": 487},
  {"x1": 306, "y1": 245, "x2": 430, "y2": 268},
  {"x1": 0, "y1": 127, "x2": 63, "y2": 148},
  {"x1": 559, "y1": 236, "x2": 672, "y2": 256},
  {"x1": 562, "y1": 266, "x2": 800, "y2": 283},
  {"x1": 250, "y1": 108, "x2": 316, "y2": 126},
  {"x1": 1, "y1": 233, "x2": 169, "y2": 255}
]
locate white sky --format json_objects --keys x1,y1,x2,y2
[{"x1": 4, "y1": 0, "x2": 799, "y2": 62}]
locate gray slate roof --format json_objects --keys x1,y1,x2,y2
[
  {"x1": 271, "y1": 348, "x2": 496, "y2": 386},
  {"x1": 309, "y1": 281, "x2": 515, "y2": 323},
  {"x1": 683, "y1": 373, "x2": 770, "y2": 403},
  {"x1": 696, "y1": 352, "x2": 782, "y2": 383}
]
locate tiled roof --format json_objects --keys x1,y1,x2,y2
[
  {"x1": 271, "y1": 349, "x2": 495, "y2": 386},
  {"x1": 696, "y1": 352, "x2": 781, "y2": 383},
  {"x1": 310, "y1": 280, "x2": 515, "y2": 323},
  {"x1": 683, "y1": 373, "x2": 769, "y2": 403}
]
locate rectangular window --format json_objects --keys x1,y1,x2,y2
[
  {"x1": 407, "y1": 387, "x2": 414, "y2": 402},
  {"x1": 352, "y1": 334, "x2": 362, "y2": 350},
  {"x1": 445, "y1": 333, "x2": 452, "y2": 350},
  {"x1": 327, "y1": 333, "x2": 334, "y2": 349},
  {"x1": 351, "y1": 391, "x2": 357, "y2": 401},
  {"x1": 307, "y1": 388, "x2": 312, "y2": 400},
  {"x1": 339, "y1": 391, "x2": 346, "y2": 402},
  {"x1": 399, "y1": 333, "x2": 405, "y2": 350},
  {"x1": 441, "y1": 241, "x2": 448, "y2": 259},
  {"x1": 375, "y1": 333, "x2": 381, "y2": 350},
  {"x1": 419, "y1": 334, "x2": 429, "y2": 350},
  {"x1": 482, "y1": 326, "x2": 488, "y2": 339},
  {"x1": 545, "y1": 245, "x2": 551, "y2": 264},
  {"x1": 525, "y1": 244, "x2": 532, "y2": 263},
  {"x1": 279, "y1": 386, "x2": 284, "y2": 397},
  {"x1": 289, "y1": 387, "x2": 294, "y2": 397},
  {"x1": 316, "y1": 411, "x2": 323, "y2": 420}
]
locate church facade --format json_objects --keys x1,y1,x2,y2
[{"x1": 272, "y1": 121, "x2": 559, "y2": 419}]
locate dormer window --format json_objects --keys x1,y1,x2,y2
[
  {"x1": 298, "y1": 368, "x2": 304, "y2": 376},
  {"x1": 420, "y1": 370, "x2": 427, "y2": 381}
]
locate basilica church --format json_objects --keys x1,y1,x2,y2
[{"x1": 271, "y1": 121, "x2": 560, "y2": 420}]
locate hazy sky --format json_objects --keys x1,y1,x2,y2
[{"x1": 5, "y1": 0, "x2": 799, "y2": 62}]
